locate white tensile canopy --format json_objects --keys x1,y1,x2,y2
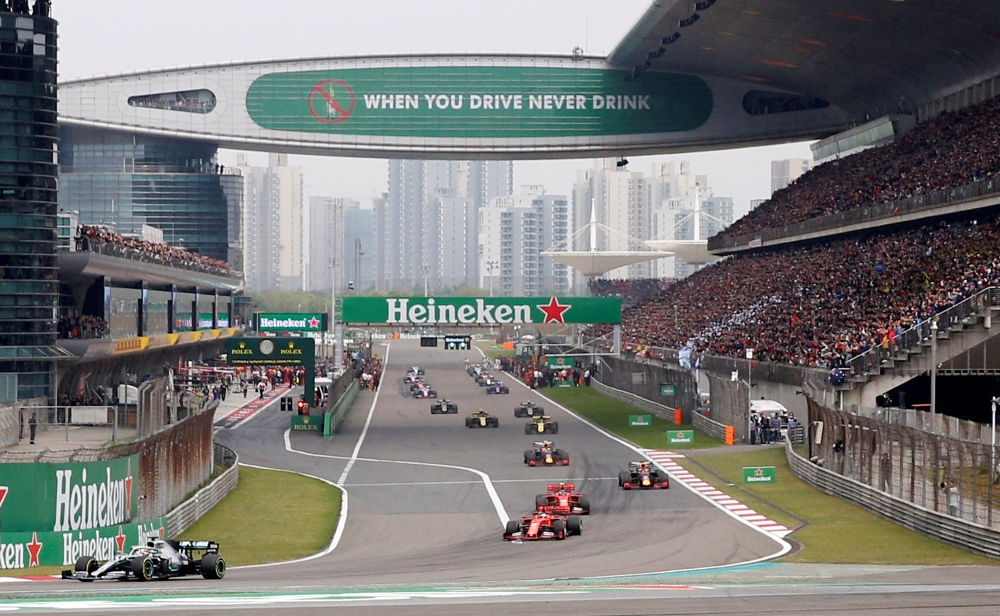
[
  {"x1": 643, "y1": 240, "x2": 716, "y2": 266},
  {"x1": 540, "y1": 220, "x2": 670, "y2": 277}
]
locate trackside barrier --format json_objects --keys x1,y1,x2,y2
[
  {"x1": 326, "y1": 380, "x2": 359, "y2": 436},
  {"x1": 692, "y1": 410, "x2": 729, "y2": 443},
  {"x1": 165, "y1": 443, "x2": 239, "y2": 537},
  {"x1": 785, "y1": 441, "x2": 1000, "y2": 559},
  {"x1": 592, "y1": 380, "x2": 675, "y2": 422}
]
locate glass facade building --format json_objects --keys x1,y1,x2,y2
[
  {"x1": 58, "y1": 126, "x2": 243, "y2": 266},
  {"x1": 0, "y1": 6, "x2": 60, "y2": 402}
]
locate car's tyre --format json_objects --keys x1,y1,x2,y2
[
  {"x1": 488, "y1": 417, "x2": 499, "y2": 428},
  {"x1": 524, "y1": 450, "x2": 533, "y2": 464},
  {"x1": 618, "y1": 471, "x2": 628, "y2": 486},
  {"x1": 524, "y1": 423, "x2": 532, "y2": 434},
  {"x1": 550, "y1": 422, "x2": 559, "y2": 434},
  {"x1": 431, "y1": 407, "x2": 440, "y2": 414},
  {"x1": 448, "y1": 404, "x2": 458, "y2": 414},
  {"x1": 515, "y1": 409, "x2": 525, "y2": 418},
  {"x1": 465, "y1": 417, "x2": 474, "y2": 428},
  {"x1": 505, "y1": 520, "x2": 520, "y2": 536},
  {"x1": 566, "y1": 515, "x2": 583, "y2": 535},
  {"x1": 131, "y1": 557, "x2": 154, "y2": 582},
  {"x1": 535, "y1": 494, "x2": 548, "y2": 509},
  {"x1": 75, "y1": 555, "x2": 98, "y2": 579},
  {"x1": 579, "y1": 496, "x2": 591, "y2": 513},
  {"x1": 552, "y1": 519, "x2": 566, "y2": 538},
  {"x1": 200, "y1": 553, "x2": 226, "y2": 580}
]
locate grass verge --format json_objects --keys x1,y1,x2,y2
[
  {"x1": 178, "y1": 465, "x2": 341, "y2": 566},
  {"x1": 537, "y1": 384, "x2": 724, "y2": 451},
  {"x1": 688, "y1": 447, "x2": 995, "y2": 565}
]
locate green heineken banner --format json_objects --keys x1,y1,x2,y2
[
  {"x1": 246, "y1": 67, "x2": 713, "y2": 138},
  {"x1": 340, "y1": 297, "x2": 621, "y2": 325},
  {"x1": 256, "y1": 313, "x2": 327, "y2": 332},
  {"x1": 629, "y1": 415, "x2": 652, "y2": 427},
  {"x1": 0, "y1": 455, "x2": 138, "y2": 535},
  {"x1": 547, "y1": 356, "x2": 576, "y2": 368},
  {"x1": 743, "y1": 466, "x2": 777, "y2": 484},
  {"x1": 660, "y1": 383, "x2": 677, "y2": 397},
  {"x1": 0, "y1": 517, "x2": 168, "y2": 569},
  {"x1": 667, "y1": 430, "x2": 694, "y2": 444}
]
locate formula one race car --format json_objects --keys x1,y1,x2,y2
[
  {"x1": 62, "y1": 539, "x2": 226, "y2": 582},
  {"x1": 535, "y1": 482, "x2": 590, "y2": 515},
  {"x1": 523, "y1": 441, "x2": 569, "y2": 466},
  {"x1": 476, "y1": 373, "x2": 494, "y2": 386},
  {"x1": 412, "y1": 384, "x2": 438, "y2": 398},
  {"x1": 410, "y1": 366, "x2": 425, "y2": 376},
  {"x1": 486, "y1": 380, "x2": 509, "y2": 394},
  {"x1": 503, "y1": 512, "x2": 582, "y2": 541},
  {"x1": 430, "y1": 399, "x2": 458, "y2": 414},
  {"x1": 525, "y1": 415, "x2": 558, "y2": 435},
  {"x1": 407, "y1": 376, "x2": 427, "y2": 388},
  {"x1": 466, "y1": 410, "x2": 499, "y2": 428},
  {"x1": 514, "y1": 401, "x2": 545, "y2": 418},
  {"x1": 618, "y1": 461, "x2": 669, "y2": 489}
]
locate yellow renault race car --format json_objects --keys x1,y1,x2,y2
[
  {"x1": 466, "y1": 410, "x2": 499, "y2": 428},
  {"x1": 525, "y1": 415, "x2": 558, "y2": 434}
]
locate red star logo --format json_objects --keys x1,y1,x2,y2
[
  {"x1": 27, "y1": 532, "x2": 42, "y2": 567},
  {"x1": 537, "y1": 297, "x2": 571, "y2": 324},
  {"x1": 308, "y1": 317, "x2": 320, "y2": 329},
  {"x1": 0, "y1": 486, "x2": 8, "y2": 510},
  {"x1": 115, "y1": 526, "x2": 127, "y2": 553}
]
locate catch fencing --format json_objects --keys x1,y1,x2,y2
[
  {"x1": 807, "y1": 397, "x2": 1000, "y2": 528},
  {"x1": 166, "y1": 443, "x2": 239, "y2": 537},
  {"x1": 591, "y1": 380, "x2": 675, "y2": 421},
  {"x1": 692, "y1": 410, "x2": 728, "y2": 442},
  {"x1": 327, "y1": 376, "x2": 359, "y2": 434},
  {"x1": 593, "y1": 357, "x2": 697, "y2": 422},
  {"x1": 787, "y1": 439, "x2": 1000, "y2": 559}
]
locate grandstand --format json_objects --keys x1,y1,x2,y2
[{"x1": 599, "y1": 93, "x2": 1000, "y2": 423}]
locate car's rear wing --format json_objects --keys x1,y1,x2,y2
[
  {"x1": 176, "y1": 540, "x2": 220, "y2": 553},
  {"x1": 547, "y1": 483, "x2": 575, "y2": 492}
]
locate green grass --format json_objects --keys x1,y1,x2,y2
[
  {"x1": 689, "y1": 448, "x2": 996, "y2": 565},
  {"x1": 536, "y1": 385, "x2": 724, "y2": 451},
  {"x1": 178, "y1": 465, "x2": 341, "y2": 566}
]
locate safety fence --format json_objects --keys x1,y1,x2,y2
[
  {"x1": 593, "y1": 356, "x2": 697, "y2": 422},
  {"x1": 786, "y1": 439, "x2": 1000, "y2": 559},
  {"x1": 692, "y1": 410, "x2": 728, "y2": 442},
  {"x1": 106, "y1": 402, "x2": 217, "y2": 521},
  {"x1": 851, "y1": 405, "x2": 997, "y2": 445},
  {"x1": 807, "y1": 397, "x2": 1000, "y2": 529},
  {"x1": 327, "y1": 378, "x2": 359, "y2": 435},
  {"x1": 591, "y1": 380, "x2": 675, "y2": 422},
  {"x1": 166, "y1": 443, "x2": 239, "y2": 537}
]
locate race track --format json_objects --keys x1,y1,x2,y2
[{"x1": 222, "y1": 339, "x2": 783, "y2": 586}]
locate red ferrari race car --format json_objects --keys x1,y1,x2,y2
[
  {"x1": 618, "y1": 461, "x2": 669, "y2": 489},
  {"x1": 503, "y1": 511, "x2": 582, "y2": 541},
  {"x1": 523, "y1": 441, "x2": 568, "y2": 466},
  {"x1": 535, "y1": 483, "x2": 590, "y2": 515}
]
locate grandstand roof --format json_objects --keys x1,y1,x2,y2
[
  {"x1": 644, "y1": 240, "x2": 715, "y2": 266},
  {"x1": 609, "y1": 0, "x2": 1000, "y2": 120}
]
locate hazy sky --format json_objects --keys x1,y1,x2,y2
[{"x1": 57, "y1": 0, "x2": 811, "y2": 217}]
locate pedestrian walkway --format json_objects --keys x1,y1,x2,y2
[
  {"x1": 213, "y1": 385, "x2": 292, "y2": 429},
  {"x1": 643, "y1": 449, "x2": 794, "y2": 538}
]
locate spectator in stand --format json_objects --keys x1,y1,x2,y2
[
  {"x1": 719, "y1": 95, "x2": 1000, "y2": 240},
  {"x1": 76, "y1": 225, "x2": 233, "y2": 274},
  {"x1": 595, "y1": 214, "x2": 1000, "y2": 369},
  {"x1": 58, "y1": 315, "x2": 109, "y2": 339}
]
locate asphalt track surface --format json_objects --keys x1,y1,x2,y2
[{"x1": 4, "y1": 340, "x2": 1000, "y2": 613}]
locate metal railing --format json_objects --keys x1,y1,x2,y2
[
  {"x1": 710, "y1": 177, "x2": 1000, "y2": 252},
  {"x1": 846, "y1": 286, "x2": 1000, "y2": 377},
  {"x1": 166, "y1": 443, "x2": 239, "y2": 537},
  {"x1": 73, "y1": 236, "x2": 241, "y2": 279}
]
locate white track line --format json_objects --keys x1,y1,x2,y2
[
  {"x1": 230, "y1": 463, "x2": 348, "y2": 570},
  {"x1": 286, "y1": 430, "x2": 509, "y2": 526},
  {"x1": 345, "y1": 477, "x2": 617, "y2": 487},
  {"x1": 337, "y1": 343, "x2": 392, "y2": 485},
  {"x1": 476, "y1": 345, "x2": 792, "y2": 562}
]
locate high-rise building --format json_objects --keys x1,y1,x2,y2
[
  {"x1": 0, "y1": 5, "x2": 59, "y2": 403},
  {"x1": 649, "y1": 161, "x2": 733, "y2": 278},
  {"x1": 480, "y1": 186, "x2": 570, "y2": 297},
  {"x1": 771, "y1": 158, "x2": 813, "y2": 195},
  {"x1": 238, "y1": 154, "x2": 303, "y2": 292},
  {"x1": 344, "y1": 206, "x2": 375, "y2": 292},
  {"x1": 59, "y1": 126, "x2": 243, "y2": 267},
  {"x1": 571, "y1": 159, "x2": 651, "y2": 284},
  {"x1": 375, "y1": 160, "x2": 512, "y2": 292}
]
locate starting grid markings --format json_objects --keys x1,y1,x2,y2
[
  {"x1": 642, "y1": 450, "x2": 793, "y2": 538},
  {"x1": 214, "y1": 385, "x2": 291, "y2": 429}
]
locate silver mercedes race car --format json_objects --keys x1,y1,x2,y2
[{"x1": 62, "y1": 538, "x2": 226, "y2": 582}]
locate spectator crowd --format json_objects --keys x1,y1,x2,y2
[
  {"x1": 720, "y1": 95, "x2": 1000, "y2": 239},
  {"x1": 58, "y1": 314, "x2": 108, "y2": 339},
  {"x1": 600, "y1": 213, "x2": 1000, "y2": 368},
  {"x1": 76, "y1": 225, "x2": 233, "y2": 275},
  {"x1": 589, "y1": 278, "x2": 676, "y2": 305}
]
